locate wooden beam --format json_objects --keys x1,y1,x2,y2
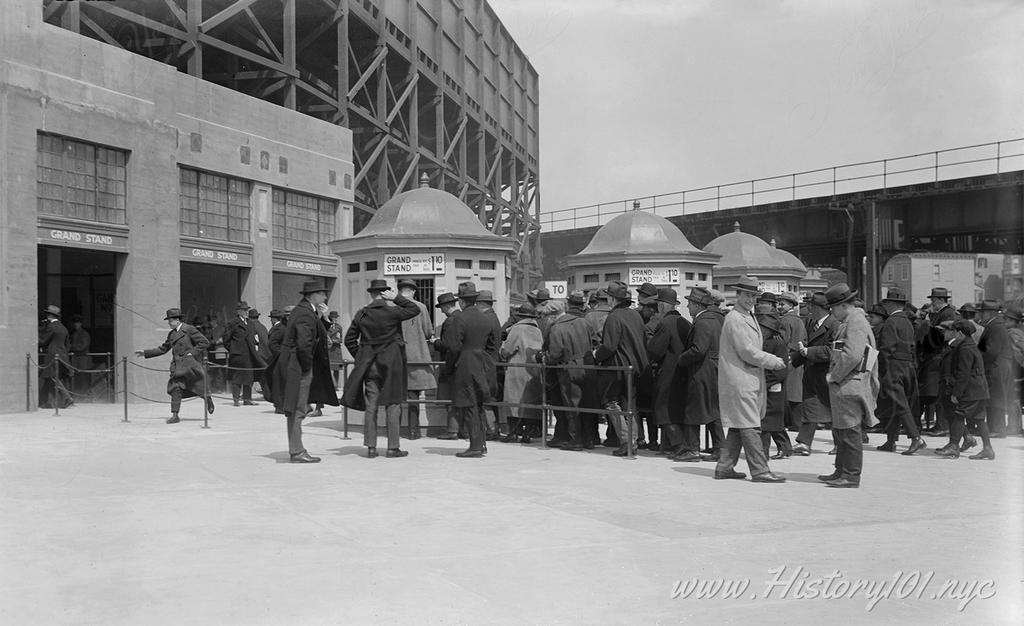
[
  {"x1": 347, "y1": 46, "x2": 387, "y2": 101},
  {"x1": 197, "y1": 33, "x2": 294, "y2": 76},
  {"x1": 162, "y1": 0, "x2": 187, "y2": 27},
  {"x1": 244, "y1": 7, "x2": 283, "y2": 62},
  {"x1": 86, "y1": 2, "x2": 187, "y2": 40},
  {"x1": 200, "y1": 0, "x2": 260, "y2": 33},
  {"x1": 385, "y1": 73, "x2": 419, "y2": 125},
  {"x1": 395, "y1": 153, "x2": 421, "y2": 193},
  {"x1": 79, "y1": 13, "x2": 122, "y2": 48},
  {"x1": 442, "y1": 116, "x2": 467, "y2": 163},
  {"x1": 354, "y1": 136, "x2": 390, "y2": 188}
]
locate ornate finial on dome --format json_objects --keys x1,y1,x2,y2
[
  {"x1": 770, "y1": 238, "x2": 777, "y2": 248},
  {"x1": 419, "y1": 172, "x2": 430, "y2": 188},
  {"x1": 632, "y1": 200, "x2": 640, "y2": 211},
  {"x1": 733, "y1": 221, "x2": 741, "y2": 232}
]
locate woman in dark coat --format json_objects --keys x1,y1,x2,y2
[
  {"x1": 646, "y1": 289, "x2": 690, "y2": 454},
  {"x1": 758, "y1": 313, "x2": 791, "y2": 459}
]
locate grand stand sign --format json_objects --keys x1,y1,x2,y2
[
  {"x1": 383, "y1": 253, "x2": 445, "y2": 275},
  {"x1": 628, "y1": 267, "x2": 680, "y2": 286}
]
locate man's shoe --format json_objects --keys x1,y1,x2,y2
[
  {"x1": 206, "y1": 397, "x2": 215, "y2": 414},
  {"x1": 969, "y1": 447, "x2": 995, "y2": 460},
  {"x1": 934, "y1": 447, "x2": 960, "y2": 459},
  {"x1": 671, "y1": 451, "x2": 702, "y2": 463},
  {"x1": 751, "y1": 473, "x2": 786, "y2": 483},
  {"x1": 770, "y1": 451, "x2": 791, "y2": 460},
  {"x1": 386, "y1": 448, "x2": 409, "y2": 458},
  {"x1": 902, "y1": 438, "x2": 927, "y2": 456},
  {"x1": 559, "y1": 441, "x2": 583, "y2": 451},
  {"x1": 928, "y1": 429, "x2": 949, "y2": 438},
  {"x1": 611, "y1": 445, "x2": 630, "y2": 457},
  {"x1": 437, "y1": 433, "x2": 459, "y2": 440},
  {"x1": 244, "y1": 400, "x2": 259, "y2": 407},
  {"x1": 455, "y1": 449, "x2": 484, "y2": 458},
  {"x1": 366, "y1": 447, "x2": 378, "y2": 459},
  {"x1": 233, "y1": 399, "x2": 240, "y2": 407},
  {"x1": 166, "y1": 415, "x2": 180, "y2": 424},
  {"x1": 959, "y1": 436, "x2": 977, "y2": 452},
  {"x1": 582, "y1": 441, "x2": 596, "y2": 450},
  {"x1": 700, "y1": 452, "x2": 720, "y2": 462},
  {"x1": 481, "y1": 444, "x2": 488, "y2": 455},
  {"x1": 876, "y1": 441, "x2": 896, "y2": 452},
  {"x1": 546, "y1": 438, "x2": 567, "y2": 447},
  {"x1": 289, "y1": 451, "x2": 321, "y2": 463},
  {"x1": 825, "y1": 478, "x2": 859, "y2": 488},
  {"x1": 791, "y1": 444, "x2": 811, "y2": 456},
  {"x1": 817, "y1": 472, "x2": 841, "y2": 482},
  {"x1": 635, "y1": 440, "x2": 648, "y2": 450},
  {"x1": 827, "y1": 447, "x2": 837, "y2": 455},
  {"x1": 714, "y1": 470, "x2": 746, "y2": 480}
]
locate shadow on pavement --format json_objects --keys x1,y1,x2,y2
[
  {"x1": 423, "y1": 446, "x2": 464, "y2": 456},
  {"x1": 258, "y1": 451, "x2": 293, "y2": 463}
]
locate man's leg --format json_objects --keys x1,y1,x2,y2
[
  {"x1": 834, "y1": 425, "x2": 863, "y2": 483},
  {"x1": 363, "y1": 375, "x2": 381, "y2": 451},
  {"x1": 232, "y1": 383, "x2": 241, "y2": 405},
  {"x1": 739, "y1": 428, "x2": 771, "y2": 477},
  {"x1": 167, "y1": 388, "x2": 182, "y2": 423},
  {"x1": 714, "y1": 429, "x2": 742, "y2": 475},
  {"x1": 406, "y1": 390, "x2": 422, "y2": 439},
  {"x1": 466, "y1": 405, "x2": 484, "y2": 452},
  {"x1": 288, "y1": 369, "x2": 314, "y2": 457},
  {"x1": 385, "y1": 403, "x2": 402, "y2": 450}
]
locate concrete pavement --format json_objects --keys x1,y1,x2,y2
[{"x1": 1, "y1": 400, "x2": 1022, "y2": 625}]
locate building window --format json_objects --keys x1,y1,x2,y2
[
  {"x1": 977, "y1": 257, "x2": 987, "y2": 269},
  {"x1": 604, "y1": 273, "x2": 620, "y2": 282},
  {"x1": 899, "y1": 264, "x2": 909, "y2": 281},
  {"x1": 347, "y1": 263, "x2": 360, "y2": 273},
  {"x1": 365, "y1": 260, "x2": 378, "y2": 271},
  {"x1": 886, "y1": 265, "x2": 894, "y2": 281},
  {"x1": 479, "y1": 260, "x2": 496, "y2": 270},
  {"x1": 180, "y1": 168, "x2": 251, "y2": 242},
  {"x1": 933, "y1": 264, "x2": 941, "y2": 280},
  {"x1": 583, "y1": 274, "x2": 599, "y2": 283},
  {"x1": 37, "y1": 133, "x2": 127, "y2": 224},
  {"x1": 698, "y1": 273, "x2": 708, "y2": 281},
  {"x1": 685, "y1": 272, "x2": 695, "y2": 281},
  {"x1": 271, "y1": 188, "x2": 335, "y2": 253},
  {"x1": 1012, "y1": 258, "x2": 1021, "y2": 273},
  {"x1": 455, "y1": 259, "x2": 473, "y2": 269}
]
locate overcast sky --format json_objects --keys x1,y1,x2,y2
[{"x1": 488, "y1": 0, "x2": 1024, "y2": 216}]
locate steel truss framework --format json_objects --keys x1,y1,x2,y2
[{"x1": 43, "y1": 0, "x2": 542, "y2": 295}]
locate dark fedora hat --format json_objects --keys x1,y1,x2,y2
[
  {"x1": 757, "y1": 291, "x2": 778, "y2": 303},
  {"x1": 756, "y1": 313, "x2": 781, "y2": 334},
  {"x1": 43, "y1": 304, "x2": 62, "y2": 316},
  {"x1": 515, "y1": 303, "x2": 538, "y2": 318},
  {"x1": 248, "y1": 308, "x2": 260, "y2": 318},
  {"x1": 567, "y1": 289, "x2": 586, "y2": 306},
  {"x1": 328, "y1": 310, "x2": 340, "y2": 319},
  {"x1": 367, "y1": 278, "x2": 390, "y2": 293},
  {"x1": 779, "y1": 291, "x2": 800, "y2": 306},
  {"x1": 435, "y1": 292, "x2": 458, "y2": 308},
  {"x1": 1003, "y1": 306, "x2": 1023, "y2": 322},
  {"x1": 301, "y1": 279, "x2": 329, "y2": 294},
  {"x1": 729, "y1": 275, "x2": 761, "y2": 294},
  {"x1": 686, "y1": 287, "x2": 716, "y2": 307},
  {"x1": 978, "y1": 299, "x2": 1002, "y2": 312},
  {"x1": 637, "y1": 282, "x2": 659, "y2": 304},
  {"x1": 958, "y1": 302, "x2": 977, "y2": 316},
  {"x1": 533, "y1": 287, "x2": 551, "y2": 302},
  {"x1": 163, "y1": 308, "x2": 184, "y2": 320},
  {"x1": 269, "y1": 309, "x2": 285, "y2": 319},
  {"x1": 867, "y1": 303, "x2": 889, "y2": 319},
  {"x1": 235, "y1": 301, "x2": 250, "y2": 310},
  {"x1": 476, "y1": 289, "x2": 495, "y2": 303},
  {"x1": 606, "y1": 280, "x2": 631, "y2": 301},
  {"x1": 824, "y1": 283, "x2": 858, "y2": 306},
  {"x1": 805, "y1": 291, "x2": 829, "y2": 308},
  {"x1": 941, "y1": 319, "x2": 975, "y2": 335},
  {"x1": 457, "y1": 281, "x2": 478, "y2": 299},
  {"x1": 655, "y1": 287, "x2": 680, "y2": 306},
  {"x1": 882, "y1": 287, "x2": 908, "y2": 303},
  {"x1": 929, "y1": 287, "x2": 951, "y2": 300},
  {"x1": 397, "y1": 279, "x2": 418, "y2": 291}
]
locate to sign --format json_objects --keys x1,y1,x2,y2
[
  {"x1": 628, "y1": 267, "x2": 679, "y2": 286},
  {"x1": 544, "y1": 281, "x2": 568, "y2": 299},
  {"x1": 383, "y1": 253, "x2": 445, "y2": 275}
]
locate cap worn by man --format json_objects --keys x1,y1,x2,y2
[
  {"x1": 637, "y1": 282, "x2": 659, "y2": 304},
  {"x1": 779, "y1": 292, "x2": 800, "y2": 306},
  {"x1": 44, "y1": 304, "x2": 62, "y2": 317},
  {"x1": 929, "y1": 287, "x2": 950, "y2": 300},
  {"x1": 867, "y1": 303, "x2": 889, "y2": 319},
  {"x1": 805, "y1": 292, "x2": 829, "y2": 308},
  {"x1": 248, "y1": 309, "x2": 260, "y2": 319},
  {"x1": 978, "y1": 299, "x2": 1002, "y2": 312},
  {"x1": 163, "y1": 308, "x2": 183, "y2": 320},
  {"x1": 235, "y1": 301, "x2": 250, "y2": 311},
  {"x1": 516, "y1": 303, "x2": 538, "y2": 318}
]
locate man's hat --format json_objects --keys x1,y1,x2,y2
[
  {"x1": 397, "y1": 279, "x2": 418, "y2": 291},
  {"x1": 367, "y1": 279, "x2": 390, "y2": 293},
  {"x1": 328, "y1": 310, "x2": 340, "y2": 319},
  {"x1": 805, "y1": 291, "x2": 829, "y2": 308},
  {"x1": 655, "y1": 287, "x2": 680, "y2": 306},
  {"x1": 756, "y1": 313, "x2": 782, "y2": 334},
  {"x1": 476, "y1": 290, "x2": 495, "y2": 303},
  {"x1": 867, "y1": 304, "x2": 889, "y2": 319},
  {"x1": 269, "y1": 309, "x2": 285, "y2": 319},
  {"x1": 824, "y1": 283, "x2": 858, "y2": 306},
  {"x1": 636, "y1": 282, "x2": 659, "y2": 304},
  {"x1": 457, "y1": 281, "x2": 478, "y2": 299},
  {"x1": 606, "y1": 280, "x2": 631, "y2": 301},
  {"x1": 163, "y1": 308, "x2": 183, "y2": 320},
  {"x1": 958, "y1": 302, "x2": 977, "y2": 316},
  {"x1": 729, "y1": 275, "x2": 761, "y2": 294},
  {"x1": 1003, "y1": 306, "x2": 1023, "y2": 322},
  {"x1": 532, "y1": 287, "x2": 551, "y2": 303},
  {"x1": 978, "y1": 299, "x2": 1002, "y2": 312},
  {"x1": 43, "y1": 304, "x2": 61, "y2": 317},
  {"x1": 757, "y1": 291, "x2": 778, "y2": 304},
  {"x1": 686, "y1": 286, "x2": 716, "y2": 307},
  {"x1": 941, "y1": 319, "x2": 975, "y2": 335},
  {"x1": 567, "y1": 289, "x2": 586, "y2": 306},
  {"x1": 248, "y1": 308, "x2": 260, "y2": 319},
  {"x1": 590, "y1": 287, "x2": 609, "y2": 302},
  {"x1": 882, "y1": 287, "x2": 908, "y2": 303},
  {"x1": 435, "y1": 292, "x2": 458, "y2": 308},
  {"x1": 929, "y1": 287, "x2": 951, "y2": 300},
  {"x1": 235, "y1": 301, "x2": 250, "y2": 310},
  {"x1": 709, "y1": 289, "x2": 725, "y2": 304},
  {"x1": 779, "y1": 292, "x2": 800, "y2": 306},
  {"x1": 515, "y1": 303, "x2": 538, "y2": 318},
  {"x1": 301, "y1": 279, "x2": 329, "y2": 295}
]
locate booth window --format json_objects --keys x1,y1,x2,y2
[
  {"x1": 479, "y1": 260, "x2": 496, "y2": 270},
  {"x1": 583, "y1": 274, "x2": 599, "y2": 283},
  {"x1": 179, "y1": 168, "x2": 251, "y2": 242},
  {"x1": 272, "y1": 188, "x2": 336, "y2": 254},
  {"x1": 37, "y1": 133, "x2": 127, "y2": 224},
  {"x1": 604, "y1": 272, "x2": 620, "y2": 282},
  {"x1": 455, "y1": 259, "x2": 473, "y2": 269},
  {"x1": 365, "y1": 260, "x2": 378, "y2": 271}
]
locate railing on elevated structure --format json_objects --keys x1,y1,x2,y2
[{"x1": 541, "y1": 138, "x2": 1024, "y2": 232}]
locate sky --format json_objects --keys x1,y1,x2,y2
[{"x1": 487, "y1": 0, "x2": 1024, "y2": 216}]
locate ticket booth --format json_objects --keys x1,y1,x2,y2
[{"x1": 703, "y1": 222, "x2": 806, "y2": 300}]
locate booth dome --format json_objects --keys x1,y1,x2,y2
[
  {"x1": 576, "y1": 210, "x2": 703, "y2": 256},
  {"x1": 357, "y1": 185, "x2": 496, "y2": 238},
  {"x1": 704, "y1": 223, "x2": 806, "y2": 273}
]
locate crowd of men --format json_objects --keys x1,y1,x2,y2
[{"x1": 42, "y1": 272, "x2": 1024, "y2": 480}]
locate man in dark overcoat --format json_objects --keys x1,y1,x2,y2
[
  {"x1": 646, "y1": 288, "x2": 690, "y2": 455},
  {"x1": 136, "y1": 308, "x2": 214, "y2": 423},
  {"x1": 449, "y1": 283, "x2": 502, "y2": 457},
  {"x1": 222, "y1": 301, "x2": 264, "y2": 406},
  {"x1": 248, "y1": 308, "x2": 271, "y2": 401},
  {"x1": 544, "y1": 289, "x2": 597, "y2": 450},
  {"x1": 39, "y1": 304, "x2": 71, "y2": 409},
  {"x1": 476, "y1": 290, "x2": 504, "y2": 439},
  {"x1": 341, "y1": 279, "x2": 421, "y2": 458},
  {"x1": 671, "y1": 287, "x2": 724, "y2": 462},
  {"x1": 634, "y1": 282, "x2": 662, "y2": 450},
  {"x1": 433, "y1": 291, "x2": 463, "y2": 440},
  {"x1": 279, "y1": 280, "x2": 339, "y2": 463},
  {"x1": 790, "y1": 292, "x2": 838, "y2": 455},
  {"x1": 875, "y1": 287, "x2": 926, "y2": 455},
  {"x1": 976, "y1": 299, "x2": 1013, "y2": 437},
  {"x1": 264, "y1": 307, "x2": 291, "y2": 413},
  {"x1": 778, "y1": 292, "x2": 806, "y2": 431},
  {"x1": 593, "y1": 280, "x2": 649, "y2": 457},
  {"x1": 918, "y1": 287, "x2": 957, "y2": 435},
  {"x1": 582, "y1": 288, "x2": 612, "y2": 446}
]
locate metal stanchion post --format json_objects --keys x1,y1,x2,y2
[
  {"x1": 626, "y1": 366, "x2": 636, "y2": 459},
  {"x1": 341, "y1": 362, "x2": 349, "y2": 439},
  {"x1": 201, "y1": 357, "x2": 210, "y2": 429},
  {"x1": 541, "y1": 361, "x2": 548, "y2": 448},
  {"x1": 25, "y1": 353, "x2": 31, "y2": 412},
  {"x1": 54, "y1": 359, "x2": 61, "y2": 416},
  {"x1": 122, "y1": 356, "x2": 129, "y2": 423}
]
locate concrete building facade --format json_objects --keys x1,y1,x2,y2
[
  {"x1": 1, "y1": 2, "x2": 354, "y2": 410},
  {"x1": 881, "y1": 252, "x2": 982, "y2": 306}
]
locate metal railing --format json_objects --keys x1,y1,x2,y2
[{"x1": 541, "y1": 138, "x2": 1024, "y2": 231}]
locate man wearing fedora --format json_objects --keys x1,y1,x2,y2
[
  {"x1": 449, "y1": 283, "x2": 502, "y2": 457},
  {"x1": 645, "y1": 287, "x2": 690, "y2": 455},
  {"x1": 39, "y1": 304, "x2": 71, "y2": 409},
  {"x1": 671, "y1": 286, "x2": 725, "y2": 462},
  {"x1": 778, "y1": 292, "x2": 806, "y2": 434},
  {"x1": 634, "y1": 282, "x2": 663, "y2": 450},
  {"x1": 135, "y1": 308, "x2": 215, "y2": 423},
  {"x1": 396, "y1": 279, "x2": 436, "y2": 440},
  {"x1": 918, "y1": 287, "x2": 957, "y2": 436},
  {"x1": 593, "y1": 280, "x2": 650, "y2": 457},
  {"x1": 790, "y1": 292, "x2": 839, "y2": 456},
  {"x1": 474, "y1": 290, "x2": 505, "y2": 440},
  {"x1": 976, "y1": 299, "x2": 1013, "y2": 437},
  {"x1": 221, "y1": 301, "x2": 264, "y2": 407},
  {"x1": 433, "y1": 290, "x2": 463, "y2": 440},
  {"x1": 544, "y1": 290, "x2": 597, "y2": 450},
  {"x1": 279, "y1": 279, "x2": 339, "y2": 463},
  {"x1": 716, "y1": 276, "x2": 787, "y2": 482},
  {"x1": 876, "y1": 287, "x2": 927, "y2": 455},
  {"x1": 816, "y1": 283, "x2": 880, "y2": 488},
  {"x1": 756, "y1": 312, "x2": 791, "y2": 459},
  {"x1": 1004, "y1": 305, "x2": 1024, "y2": 436},
  {"x1": 342, "y1": 280, "x2": 421, "y2": 458}
]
